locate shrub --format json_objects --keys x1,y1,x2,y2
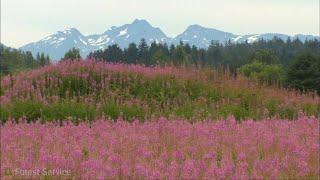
[
  {"x1": 101, "y1": 101, "x2": 120, "y2": 120},
  {"x1": 206, "y1": 89, "x2": 221, "y2": 102},
  {"x1": 279, "y1": 106, "x2": 297, "y2": 120},
  {"x1": 301, "y1": 103, "x2": 319, "y2": 117},
  {"x1": 0, "y1": 107, "x2": 9, "y2": 123},
  {"x1": 265, "y1": 99, "x2": 280, "y2": 117},
  {"x1": 239, "y1": 61, "x2": 285, "y2": 85},
  {"x1": 101, "y1": 101, "x2": 145, "y2": 122},
  {"x1": 10, "y1": 100, "x2": 44, "y2": 122},
  {"x1": 42, "y1": 101, "x2": 96, "y2": 122},
  {"x1": 175, "y1": 105, "x2": 194, "y2": 119},
  {"x1": 119, "y1": 104, "x2": 145, "y2": 122},
  {"x1": 219, "y1": 105, "x2": 251, "y2": 121}
]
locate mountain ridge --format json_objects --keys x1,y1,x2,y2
[{"x1": 20, "y1": 19, "x2": 320, "y2": 60}]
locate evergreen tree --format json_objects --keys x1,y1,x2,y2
[
  {"x1": 161, "y1": 43, "x2": 170, "y2": 57},
  {"x1": 198, "y1": 49, "x2": 206, "y2": 67},
  {"x1": 63, "y1": 48, "x2": 81, "y2": 60},
  {"x1": 25, "y1": 51, "x2": 35, "y2": 68},
  {"x1": 184, "y1": 43, "x2": 192, "y2": 54},
  {"x1": 169, "y1": 44, "x2": 176, "y2": 61},
  {"x1": 138, "y1": 39, "x2": 149, "y2": 65},
  {"x1": 191, "y1": 45, "x2": 199, "y2": 65},
  {"x1": 286, "y1": 53, "x2": 320, "y2": 93},
  {"x1": 206, "y1": 41, "x2": 222, "y2": 66},
  {"x1": 46, "y1": 55, "x2": 51, "y2": 65},
  {"x1": 36, "y1": 53, "x2": 41, "y2": 62},
  {"x1": 173, "y1": 44, "x2": 190, "y2": 66},
  {"x1": 152, "y1": 49, "x2": 166, "y2": 66},
  {"x1": 125, "y1": 43, "x2": 138, "y2": 64},
  {"x1": 39, "y1": 53, "x2": 46, "y2": 66},
  {"x1": 105, "y1": 44, "x2": 123, "y2": 62}
]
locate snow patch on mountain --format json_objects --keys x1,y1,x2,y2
[
  {"x1": 118, "y1": 28, "x2": 128, "y2": 36},
  {"x1": 247, "y1": 35, "x2": 260, "y2": 43},
  {"x1": 42, "y1": 36, "x2": 53, "y2": 41},
  {"x1": 233, "y1": 36, "x2": 243, "y2": 42}
]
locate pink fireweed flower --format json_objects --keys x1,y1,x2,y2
[{"x1": 0, "y1": 116, "x2": 319, "y2": 179}]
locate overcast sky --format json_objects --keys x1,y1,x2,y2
[{"x1": 1, "y1": 0, "x2": 319, "y2": 48}]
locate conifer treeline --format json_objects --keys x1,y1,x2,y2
[
  {"x1": 88, "y1": 38, "x2": 320, "y2": 70},
  {"x1": 0, "y1": 44, "x2": 50, "y2": 74}
]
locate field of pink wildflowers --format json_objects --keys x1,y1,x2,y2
[
  {"x1": 0, "y1": 60, "x2": 319, "y2": 179},
  {"x1": 1, "y1": 116, "x2": 319, "y2": 179}
]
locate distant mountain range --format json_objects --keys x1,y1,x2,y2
[{"x1": 20, "y1": 19, "x2": 320, "y2": 60}]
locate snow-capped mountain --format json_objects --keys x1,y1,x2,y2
[
  {"x1": 21, "y1": 28, "x2": 92, "y2": 60},
  {"x1": 171, "y1": 25, "x2": 236, "y2": 48},
  {"x1": 21, "y1": 19, "x2": 169, "y2": 60},
  {"x1": 20, "y1": 19, "x2": 319, "y2": 60},
  {"x1": 86, "y1": 19, "x2": 168, "y2": 49}
]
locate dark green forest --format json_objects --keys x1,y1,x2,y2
[
  {"x1": 89, "y1": 38, "x2": 319, "y2": 68},
  {"x1": 1, "y1": 38, "x2": 319, "y2": 93}
]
